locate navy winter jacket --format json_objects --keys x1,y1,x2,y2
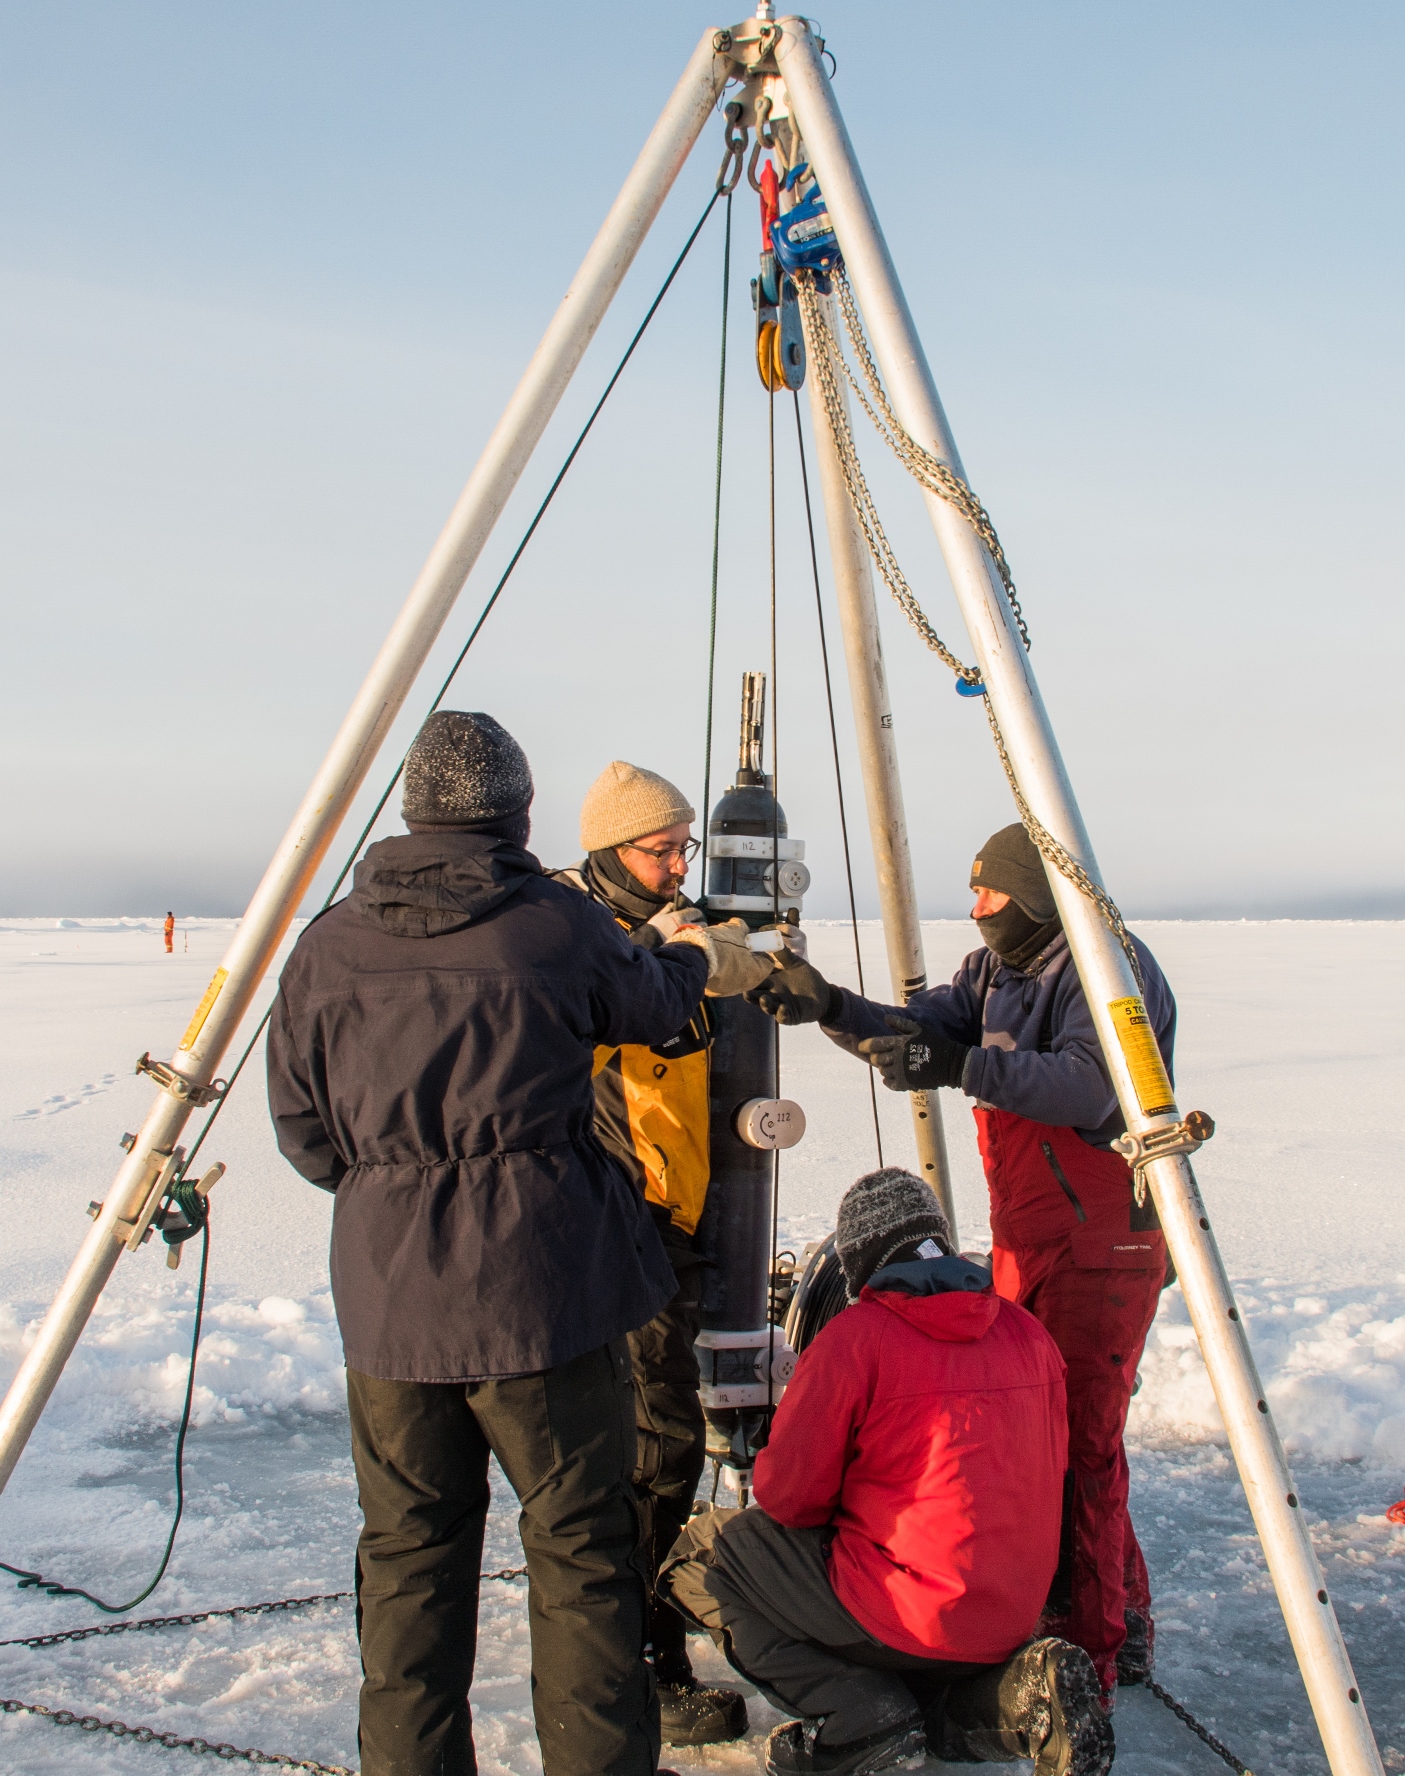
[
  {"x1": 266, "y1": 832, "x2": 709, "y2": 1381},
  {"x1": 823, "y1": 929, "x2": 1175, "y2": 1147}
]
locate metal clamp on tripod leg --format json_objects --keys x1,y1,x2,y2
[
  {"x1": 134, "y1": 1052, "x2": 227, "y2": 1108},
  {"x1": 1113, "y1": 1109, "x2": 1216, "y2": 1205}
]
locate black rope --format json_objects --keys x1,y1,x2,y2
[
  {"x1": 0, "y1": 1222, "x2": 211, "y2": 1614},
  {"x1": 790, "y1": 391, "x2": 883, "y2": 1165},
  {"x1": 700, "y1": 190, "x2": 732, "y2": 878},
  {"x1": 0, "y1": 187, "x2": 725, "y2": 1616}
]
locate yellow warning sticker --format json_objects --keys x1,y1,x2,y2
[
  {"x1": 1107, "y1": 996, "x2": 1176, "y2": 1117},
  {"x1": 180, "y1": 969, "x2": 228, "y2": 1052}
]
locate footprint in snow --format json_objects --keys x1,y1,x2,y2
[{"x1": 15, "y1": 1073, "x2": 120, "y2": 1120}]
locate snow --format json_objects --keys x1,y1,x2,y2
[{"x1": 1, "y1": 915, "x2": 1403, "y2": 1773}]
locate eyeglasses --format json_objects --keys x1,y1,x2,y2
[{"x1": 622, "y1": 838, "x2": 702, "y2": 865}]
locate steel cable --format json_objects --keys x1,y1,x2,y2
[
  {"x1": 699, "y1": 191, "x2": 733, "y2": 882},
  {"x1": 789, "y1": 391, "x2": 883, "y2": 1165}
]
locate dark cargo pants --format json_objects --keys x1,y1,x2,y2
[
  {"x1": 348, "y1": 1342, "x2": 658, "y2": 1776},
  {"x1": 628, "y1": 1224, "x2": 707, "y2": 1682},
  {"x1": 659, "y1": 1507, "x2": 991, "y2": 1746}
]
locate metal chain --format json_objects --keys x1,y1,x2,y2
[
  {"x1": 0, "y1": 1696, "x2": 356, "y2": 1773},
  {"x1": 1146, "y1": 1679, "x2": 1254, "y2": 1776},
  {"x1": 0, "y1": 1571, "x2": 528, "y2": 1652},
  {"x1": 795, "y1": 271, "x2": 978, "y2": 682},
  {"x1": 829, "y1": 268, "x2": 1030, "y2": 651},
  {"x1": 794, "y1": 271, "x2": 1144, "y2": 989}
]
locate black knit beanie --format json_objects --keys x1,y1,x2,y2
[
  {"x1": 835, "y1": 1168, "x2": 953, "y2": 1301},
  {"x1": 401, "y1": 712, "x2": 533, "y2": 831},
  {"x1": 969, "y1": 823, "x2": 1055, "y2": 921}
]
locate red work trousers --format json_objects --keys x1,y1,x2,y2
[{"x1": 975, "y1": 1107, "x2": 1163, "y2": 1695}]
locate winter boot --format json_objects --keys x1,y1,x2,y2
[
  {"x1": 1116, "y1": 1607, "x2": 1155, "y2": 1687},
  {"x1": 659, "y1": 1676, "x2": 749, "y2": 1745},
  {"x1": 928, "y1": 1638, "x2": 1114, "y2": 1776},
  {"x1": 765, "y1": 1715, "x2": 926, "y2": 1776}
]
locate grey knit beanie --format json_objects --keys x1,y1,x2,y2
[
  {"x1": 969, "y1": 823, "x2": 1055, "y2": 921},
  {"x1": 401, "y1": 712, "x2": 533, "y2": 829},
  {"x1": 835, "y1": 1168, "x2": 953, "y2": 1300}
]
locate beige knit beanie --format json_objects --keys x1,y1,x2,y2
[{"x1": 580, "y1": 761, "x2": 696, "y2": 852}]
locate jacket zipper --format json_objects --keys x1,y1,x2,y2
[{"x1": 1040, "y1": 1141, "x2": 1087, "y2": 1222}]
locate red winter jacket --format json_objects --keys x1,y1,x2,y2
[{"x1": 753, "y1": 1279, "x2": 1067, "y2": 1662}]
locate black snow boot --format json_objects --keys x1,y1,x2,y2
[
  {"x1": 1116, "y1": 1608, "x2": 1155, "y2": 1686},
  {"x1": 764, "y1": 1715, "x2": 925, "y2": 1776},
  {"x1": 927, "y1": 1639, "x2": 1114, "y2": 1776},
  {"x1": 659, "y1": 1677, "x2": 749, "y2": 1745}
]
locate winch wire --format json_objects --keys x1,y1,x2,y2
[
  {"x1": 699, "y1": 192, "x2": 733, "y2": 882},
  {"x1": 766, "y1": 380, "x2": 781, "y2": 1422},
  {"x1": 790, "y1": 391, "x2": 883, "y2": 1165},
  {"x1": 0, "y1": 187, "x2": 726, "y2": 1616}
]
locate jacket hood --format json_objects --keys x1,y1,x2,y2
[
  {"x1": 861, "y1": 1254, "x2": 1000, "y2": 1343},
  {"x1": 349, "y1": 833, "x2": 541, "y2": 938}
]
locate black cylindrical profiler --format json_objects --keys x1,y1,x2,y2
[{"x1": 696, "y1": 992, "x2": 776, "y2": 1333}]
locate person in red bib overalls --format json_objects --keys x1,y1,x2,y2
[
  {"x1": 164, "y1": 911, "x2": 175, "y2": 954},
  {"x1": 746, "y1": 824, "x2": 1176, "y2": 1703}
]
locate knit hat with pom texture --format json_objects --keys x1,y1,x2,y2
[
  {"x1": 401, "y1": 711, "x2": 533, "y2": 828},
  {"x1": 580, "y1": 761, "x2": 695, "y2": 852},
  {"x1": 835, "y1": 1167, "x2": 953, "y2": 1300}
]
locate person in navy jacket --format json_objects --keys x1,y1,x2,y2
[
  {"x1": 659, "y1": 1169, "x2": 1113, "y2": 1776},
  {"x1": 746, "y1": 824, "x2": 1176, "y2": 1703}
]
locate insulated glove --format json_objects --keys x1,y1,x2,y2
[
  {"x1": 670, "y1": 918, "x2": 777, "y2": 999},
  {"x1": 744, "y1": 949, "x2": 842, "y2": 1025},
  {"x1": 647, "y1": 905, "x2": 706, "y2": 943},
  {"x1": 857, "y1": 1015, "x2": 971, "y2": 1093}
]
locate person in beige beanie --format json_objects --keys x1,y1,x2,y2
[{"x1": 549, "y1": 760, "x2": 774, "y2": 1748}]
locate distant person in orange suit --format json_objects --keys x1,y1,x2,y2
[{"x1": 164, "y1": 912, "x2": 175, "y2": 955}]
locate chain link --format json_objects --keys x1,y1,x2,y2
[
  {"x1": 0, "y1": 1570, "x2": 528, "y2": 1653},
  {"x1": 795, "y1": 271, "x2": 977, "y2": 683},
  {"x1": 0, "y1": 1695, "x2": 357, "y2": 1773},
  {"x1": 794, "y1": 270, "x2": 1144, "y2": 989},
  {"x1": 828, "y1": 269, "x2": 1031, "y2": 651},
  {"x1": 1146, "y1": 1679, "x2": 1253, "y2": 1776}
]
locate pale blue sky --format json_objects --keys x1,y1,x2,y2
[{"x1": 2, "y1": 2, "x2": 1401, "y2": 918}]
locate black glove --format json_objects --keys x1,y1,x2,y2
[
  {"x1": 745, "y1": 951, "x2": 843, "y2": 1026},
  {"x1": 857, "y1": 1015, "x2": 971, "y2": 1093}
]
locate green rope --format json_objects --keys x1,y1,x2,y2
[{"x1": 0, "y1": 1223, "x2": 210, "y2": 1613}]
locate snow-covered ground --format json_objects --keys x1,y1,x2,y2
[{"x1": 0, "y1": 915, "x2": 1402, "y2": 1774}]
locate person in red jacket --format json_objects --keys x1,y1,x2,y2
[
  {"x1": 163, "y1": 911, "x2": 175, "y2": 954},
  {"x1": 748, "y1": 824, "x2": 1175, "y2": 1700},
  {"x1": 658, "y1": 1169, "x2": 1113, "y2": 1776}
]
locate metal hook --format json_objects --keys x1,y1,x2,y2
[
  {"x1": 747, "y1": 93, "x2": 774, "y2": 193},
  {"x1": 716, "y1": 101, "x2": 748, "y2": 194}
]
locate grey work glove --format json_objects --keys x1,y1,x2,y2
[
  {"x1": 858, "y1": 1015, "x2": 972, "y2": 1093},
  {"x1": 669, "y1": 917, "x2": 777, "y2": 999},
  {"x1": 744, "y1": 948, "x2": 843, "y2": 1026}
]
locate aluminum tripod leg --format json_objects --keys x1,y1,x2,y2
[
  {"x1": 0, "y1": 30, "x2": 730, "y2": 1498},
  {"x1": 778, "y1": 17, "x2": 1381, "y2": 1776},
  {"x1": 802, "y1": 319, "x2": 956, "y2": 1238}
]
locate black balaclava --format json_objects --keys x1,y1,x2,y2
[
  {"x1": 584, "y1": 846, "x2": 674, "y2": 925},
  {"x1": 970, "y1": 822, "x2": 1061, "y2": 971}
]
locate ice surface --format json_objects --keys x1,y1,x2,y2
[{"x1": 0, "y1": 916, "x2": 1402, "y2": 1773}]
